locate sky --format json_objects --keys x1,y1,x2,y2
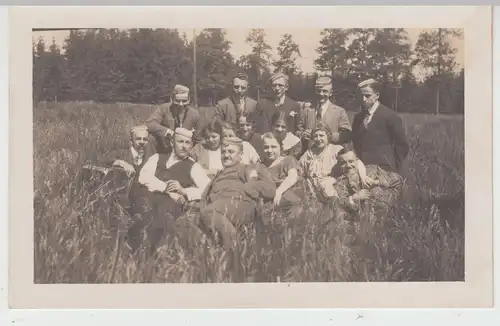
[{"x1": 32, "y1": 28, "x2": 464, "y2": 76}]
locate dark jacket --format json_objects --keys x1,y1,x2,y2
[
  {"x1": 251, "y1": 95, "x2": 301, "y2": 135},
  {"x1": 351, "y1": 103, "x2": 409, "y2": 173}
]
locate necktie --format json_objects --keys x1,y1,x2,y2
[
  {"x1": 316, "y1": 107, "x2": 322, "y2": 121},
  {"x1": 363, "y1": 111, "x2": 372, "y2": 128}
]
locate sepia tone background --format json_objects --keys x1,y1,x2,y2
[{"x1": 7, "y1": 6, "x2": 492, "y2": 308}]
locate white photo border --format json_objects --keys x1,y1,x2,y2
[{"x1": 5, "y1": 5, "x2": 495, "y2": 313}]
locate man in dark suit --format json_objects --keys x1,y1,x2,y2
[
  {"x1": 251, "y1": 72, "x2": 301, "y2": 135},
  {"x1": 351, "y1": 78, "x2": 409, "y2": 174},
  {"x1": 146, "y1": 84, "x2": 203, "y2": 153},
  {"x1": 214, "y1": 73, "x2": 258, "y2": 126}
]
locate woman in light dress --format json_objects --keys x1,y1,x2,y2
[{"x1": 299, "y1": 122, "x2": 368, "y2": 204}]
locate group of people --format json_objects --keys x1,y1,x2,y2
[{"x1": 103, "y1": 71, "x2": 410, "y2": 254}]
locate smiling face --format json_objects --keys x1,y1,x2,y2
[
  {"x1": 263, "y1": 137, "x2": 281, "y2": 163},
  {"x1": 173, "y1": 93, "x2": 190, "y2": 109},
  {"x1": 315, "y1": 85, "x2": 333, "y2": 104},
  {"x1": 221, "y1": 143, "x2": 243, "y2": 167},
  {"x1": 338, "y1": 150, "x2": 358, "y2": 175},
  {"x1": 205, "y1": 131, "x2": 221, "y2": 150},
  {"x1": 238, "y1": 116, "x2": 253, "y2": 140},
  {"x1": 222, "y1": 127, "x2": 237, "y2": 139},
  {"x1": 272, "y1": 119, "x2": 288, "y2": 140},
  {"x1": 312, "y1": 130, "x2": 329, "y2": 150}
]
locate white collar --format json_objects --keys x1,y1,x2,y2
[
  {"x1": 130, "y1": 146, "x2": 141, "y2": 157},
  {"x1": 365, "y1": 101, "x2": 380, "y2": 116}
]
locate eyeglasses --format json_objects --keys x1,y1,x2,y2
[{"x1": 233, "y1": 85, "x2": 247, "y2": 90}]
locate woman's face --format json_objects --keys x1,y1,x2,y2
[
  {"x1": 313, "y1": 130, "x2": 329, "y2": 150},
  {"x1": 205, "y1": 131, "x2": 221, "y2": 150},
  {"x1": 222, "y1": 128, "x2": 237, "y2": 139},
  {"x1": 272, "y1": 120, "x2": 287, "y2": 139},
  {"x1": 263, "y1": 137, "x2": 281, "y2": 162}
]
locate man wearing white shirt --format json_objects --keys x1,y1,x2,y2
[{"x1": 127, "y1": 127, "x2": 210, "y2": 253}]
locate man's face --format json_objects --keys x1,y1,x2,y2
[
  {"x1": 131, "y1": 129, "x2": 149, "y2": 153},
  {"x1": 173, "y1": 94, "x2": 190, "y2": 109},
  {"x1": 233, "y1": 78, "x2": 248, "y2": 99},
  {"x1": 315, "y1": 85, "x2": 332, "y2": 104},
  {"x1": 221, "y1": 144, "x2": 243, "y2": 167},
  {"x1": 272, "y1": 120, "x2": 287, "y2": 139},
  {"x1": 313, "y1": 130, "x2": 328, "y2": 150},
  {"x1": 205, "y1": 131, "x2": 221, "y2": 150},
  {"x1": 359, "y1": 86, "x2": 379, "y2": 109},
  {"x1": 339, "y1": 151, "x2": 358, "y2": 174},
  {"x1": 173, "y1": 134, "x2": 193, "y2": 159},
  {"x1": 263, "y1": 137, "x2": 281, "y2": 162},
  {"x1": 272, "y1": 77, "x2": 288, "y2": 98},
  {"x1": 238, "y1": 116, "x2": 253, "y2": 140}
]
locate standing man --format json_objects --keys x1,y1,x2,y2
[
  {"x1": 146, "y1": 84, "x2": 203, "y2": 153},
  {"x1": 297, "y1": 76, "x2": 351, "y2": 148},
  {"x1": 251, "y1": 72, "x2": 301, "y2": 135},
  {"x1": 351, "y1": 78, "x2": 409, "y2": 173},
  {"x1": 214, "y1": 73, "x2": 258, "y2": 126}
]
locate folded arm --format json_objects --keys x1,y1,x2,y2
[
  {"x1": 138, "y1": 154, "x2": 168, "y2": 192},
  {"x1": 145, "y1": 105, "x2": 172, "y2": 138},
  {"x1": 183, "y1": 162, "x2": 211, "y2": 201}
]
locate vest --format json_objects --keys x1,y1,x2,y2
[{"x1": 154, "y1": 153, "x2": 196, "y2": 189}]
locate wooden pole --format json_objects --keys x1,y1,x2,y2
[
  {"x1": 436, "y1": 28, "x2": 442, "y2": 115},
  {"x1": 193, "y1": 28, "x2": 198, "y2": 108}
]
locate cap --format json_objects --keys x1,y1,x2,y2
[
  {"x1": 357, "y1": 78, "x2": 377, "y2": 89},
  {"x1": 269, "y1": 72, "x2": 289, "y2": 84},
  {"x1": 315, "y1": 76, "x2": 332, "y2": 88},
  {"x1": 174, "y1": 127, "x2": 193, "y2": 139}
]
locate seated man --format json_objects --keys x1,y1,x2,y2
[
  {"x1": 100, "y1": 125, "x2": 155, "y2": 176},
  {"x1": 333, "y1": 146, "x2": 403, "y2": 223},
  {"x1": 197, "y1": 137, "x2": 276, "y2": 251},
  {"x1": 127, "y1": 127, "x2": 211, "y2": 253}
]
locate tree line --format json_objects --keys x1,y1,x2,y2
[{"x1": 33, "y1": 28, "x2": 464, "y2": 114}]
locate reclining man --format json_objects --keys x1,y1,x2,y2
[
  {"x1": 176, "y1": 137, "x2": 276, "y2": 252},
  {"x1": 127, "y1": 127, "x2": 211, "y2": 254}
]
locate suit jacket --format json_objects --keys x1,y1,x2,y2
[
  {"x1": 351, "y1": 103, "x2": 409, "y2": 173},
  {"x1": 214, "y1": 96, "x2": 258, "y2": 126},
  {"x1": 298, "y1": 101, "x2": 352, "y2": 145},
  {"x1": 251, "y1": 95, "x2": 301, "y2": 135},
  {"x1": 146, "y1": 103, "x2": 203, "y2": 145}
]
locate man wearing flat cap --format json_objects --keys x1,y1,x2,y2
[
  {"x1": 214, "y1": 73, "x2": 259, "y2": 126},
  {"x1": 178, "y1": 136, "x2": 276, "y2": 251},
  {"x1": 250, "y1": 72, "x2": 301, "y2": 136},
  {"x1": 127, "y1": 127, "x2": 211, "y2": 253},
  {"x1": 297, "y1": 76, "x2": 351, "y2": 149},
  {"x1": 146, "y1": 84, "x2": 203, "y2": 154},
  {"x1": 351, "y1": 78, "x2": 409, "y2": 174}
]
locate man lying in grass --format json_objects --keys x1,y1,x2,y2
[{"x1": 333, "y1": 145, "x2": 403, "y2": 223}]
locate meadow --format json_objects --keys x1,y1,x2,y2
[{"x1": 33, "y1": 101, "x2": 465, "y2": 283}]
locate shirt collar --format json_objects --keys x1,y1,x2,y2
[
  {"x1": 130, "y1": 146, "x2": 140, "y2": 158},
  {"x1": 275, "y1": 95, "x2": 286, "y2": 106},
  {"x1": 365, "y1": 101, "x2": 380, "y2": 115}
]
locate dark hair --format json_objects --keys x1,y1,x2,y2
[
  {"x1": 271, "y1": 112, "x2": 288, "y2": 128},
  {"x1": 203, "y1": 119, "x2": 223, "y2": 138},
  {"x1": 337, "y1": 142, "x2": 356, "y2": 157}
]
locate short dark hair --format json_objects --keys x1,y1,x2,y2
[
  {"x1": 337, "y1": 142, "x2": 356, "y2": 157},
  {"x1": 203, "y1": 119, "x2": 223, "y2": 138}
]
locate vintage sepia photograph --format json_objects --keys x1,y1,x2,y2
[
  {"x1": 31, "y1": 25, "x2": 466, "y2": 284},
  {"x1": 9, "y1": 6, "x2": 493, "y2": 309}
]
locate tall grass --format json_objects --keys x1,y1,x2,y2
[{"x1": 33, "y1": 102, "x2": 465, "y2": 283}]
